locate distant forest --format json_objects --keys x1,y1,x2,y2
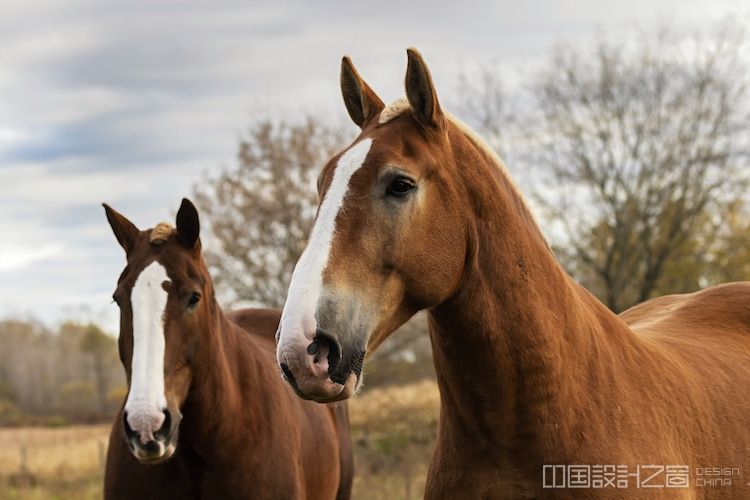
[{"x1": 0, "y1": 319, "x2": 124, "y2": 426}]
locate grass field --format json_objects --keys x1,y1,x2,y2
[{"x1": 0, "y1": 380, "x2": 439, "y2": 500}]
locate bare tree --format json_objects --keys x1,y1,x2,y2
[
  {"x1": 463, "y1": 24, "x2": 750, "y2": 312},
  {"x1": 703, "y1": 199, "x2": 750, "y2": 284},
  {"x1": 457, "y1": 64, "x2": 510, "y2": 156},
  {"x1": 80, "y1": 324, "x2": 117, "y2": 415},
  {"x1": 194, "y1": 118, "x2": 346, "y2": 307}
]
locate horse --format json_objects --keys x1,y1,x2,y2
[
  {"x1": 102, "y1": 198, "x2": 353, "y2": 500},
  {"x1": 275, "y1": 48, "x2": 750, "y2": 498}
]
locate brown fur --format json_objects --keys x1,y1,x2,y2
[
  {"x1": 284, "y1": 49, "x2": 750, "y2": 498},
  {"x1": 103, "y1": 201, "x2": 353, "y2": 500}
]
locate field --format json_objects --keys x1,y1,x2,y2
[{"x1": 0, "y1": 381, "x2": 439, "y2": 500}]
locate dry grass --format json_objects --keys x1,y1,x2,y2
[
  {"x1": 0, "y1": 381, "x2": 440, "y2": 500},
  {"x1": 348, "y1": 380, "x2": 440, "y2": 500},
  {"x1": 0, "y1": 425, "x2": 109, "y2": 500}
]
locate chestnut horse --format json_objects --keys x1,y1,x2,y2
[
  {"x1": 103, "y1": 199, "x2": 353, "y2": 500},
  {"x1": 276, "y1": 49, "x2": 750, "y2": 498}
]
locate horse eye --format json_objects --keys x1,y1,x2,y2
[
  {"x1": 187, "y1": 292, "x2": 201, "y2": 310},
  {"x1": 386, "y1": 177, "x2": 416, "y2": 197}
]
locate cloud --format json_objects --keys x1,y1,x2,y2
[
  {"x1": 0, "y1": 0, "x2": 746, "y2": 331},
  {"x1": 0, "y1": 244, "x2": 63, "y2": 272}
]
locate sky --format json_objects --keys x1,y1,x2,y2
[{"x1": 0, "y1": 0, "x2": 747, "y2": 334}]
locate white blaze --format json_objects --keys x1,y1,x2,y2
[
  {"x1": 277, "y1": 138, "x2": 373, "y2": 355},
  {"x1": 124, "y1": 260, "x2": 169, "y2": 443}
]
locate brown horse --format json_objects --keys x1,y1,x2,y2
[
  {"x1": 276, "y1": 49, "x2": 750, "y2": 498},
  {"x1": 102, "y1": 199, "x2": 353, "y2": 500}
]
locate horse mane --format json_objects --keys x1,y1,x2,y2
[
  {"x1": 379, "y1": 99, "x2": 549, "y2": 249},
  {"x1": 150, "y1": 223, "x2": 174, "y2": 245}
]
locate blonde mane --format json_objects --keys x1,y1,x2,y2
[
  {"x1": 150, "y1": 222, "x2": 174, "y2": 245},
  {"x1": 378, "y1": 98, "x2": 411, "y2": 124}
]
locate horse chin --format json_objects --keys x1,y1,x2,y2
[{"x1": 310, "y1": 371, "x2": 360, "y2": 404}]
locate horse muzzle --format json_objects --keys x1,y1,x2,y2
[
  {"x1": 123, "y1": 408, "x2": 179, "y2": 464},
  {"x1": 277, "y1": 327, "x2": 364, "y2": 403}
]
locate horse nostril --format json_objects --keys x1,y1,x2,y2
[
  {"x1": 307, "y1": 340, "x2": 319, "y2": 355},
  {"x1": 329, "y1": 348, "x2": 366, "y2": 385},
  {"x1": 314, "y1": 328, "x2": 341, "y2": 375},
  {"x1": 122, "y1": 409, "x2": 172, "y2": 445},
  {"x1": 122, "y1": 411, "x2": 136, "y2": 439},
  {"x1": 154, "y1": 409, "x2": 171, "y2": 440}
]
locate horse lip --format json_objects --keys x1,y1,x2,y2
[
  {"x1": 135, "y1": 453, "x2": 169, "y2": 465},
  {"x1": 309, "y1": 372, "x2": 359, "y2": 403}
]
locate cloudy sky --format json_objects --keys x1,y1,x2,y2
[{"x1": 1, "y1": 0, "x2": 747, "y2": 333}]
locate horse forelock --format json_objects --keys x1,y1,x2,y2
[
  {"x1": 378, "y1": 98, "x2": 410, "y2": 124},
  {"x1": 150, "y1": 223, "x2": 174, "y2": 245}
]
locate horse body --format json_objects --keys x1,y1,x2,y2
[{"x1": 103, "y1": 202, "x2": 352, "y2": 500}]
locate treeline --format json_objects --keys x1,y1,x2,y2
[{"x1": 0, "y1": 319, "x2": 124, "y2": 426}]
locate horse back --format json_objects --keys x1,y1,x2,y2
[
  {"x1": 621, "y1": 282, "x2": 750, "y2": 341},
  {"x1": 226, "y1": 307, "x2": 281, "y2": 341}
]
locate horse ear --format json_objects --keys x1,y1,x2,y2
[
  {"x1": 176, "y1": 198, "x2": 200, "y2": 250},
  {"x1": 340, "y1": 56, "x2": 385, "y2": 128},
  {"x1": 103, "y1": 203, "x2": 139, "y2": 254},
  {"x1": 405, "y1": 48, "x2": 444, "y2": 129}
]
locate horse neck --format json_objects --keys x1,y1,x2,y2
[
  {"x1": 184, "y1": 298, "x2": 263, "y2": 444},
  {"x1": 428, "y1": 127, "x2": 637, "y2": 462}
]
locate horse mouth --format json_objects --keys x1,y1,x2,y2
[
  {"x1": 123, "y1": 407, "x2": 180, "y2": 464},
  {"x1": 129, "y1": 439, "x2": 177, "y2": 464}
]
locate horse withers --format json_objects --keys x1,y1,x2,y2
[
  {"x1": 276, "y1": 49, "x2": 750, "y2": 498},
  {"x1": 103, "y1": 199, "x2": 353, "y2": 500}
]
